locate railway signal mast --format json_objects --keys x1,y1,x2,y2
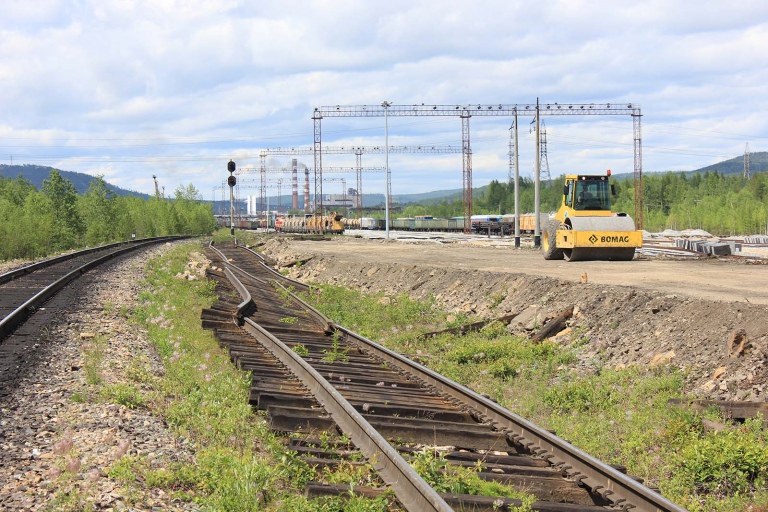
[{"x1": 227, "y1": 160, "x2": 236, "y2": 236}]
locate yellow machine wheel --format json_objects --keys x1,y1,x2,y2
[{"x1": 542, "y1": 222, "x2": 564, "y2": 260}]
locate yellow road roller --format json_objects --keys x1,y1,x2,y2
[{"x1": 542, "y1": 171, "x2": 642, "y2": 261}]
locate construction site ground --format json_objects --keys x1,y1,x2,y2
[{"x1": 260, "y1": 232, "x2": 768, "y2": 403}]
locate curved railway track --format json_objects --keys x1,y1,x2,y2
[
  {"x1": 0, "y1": 236, "x2": 184, "y2": 386},
  {"x1": 203, "y1": 240, "x2": 687, "y2": 512}
]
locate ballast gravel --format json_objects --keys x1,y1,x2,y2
[{"x1": 0, "y1": 245, "x2": 201, "y2": 511}]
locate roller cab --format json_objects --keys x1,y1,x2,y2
[{"x1": 542, "y1": 172, "x2": 642, "y2": 262}]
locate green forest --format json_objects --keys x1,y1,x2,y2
[
  {"x1": 0, "y1": 170, "x2": 217, "y2": 261},
  {"x1": 401, "y1": 170, "x2": 768, "y2": 235}
]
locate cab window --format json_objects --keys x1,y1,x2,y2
[{"x1": 574, "y1": 180, "x2": 611, "y2": 211}]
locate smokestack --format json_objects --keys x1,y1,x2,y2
[
  {"x1": 292, "y1": 159, "x2": 298, "y2": 210},
  {"x1": 304, "y1": 167, "x2": 310, "y2": 213}
]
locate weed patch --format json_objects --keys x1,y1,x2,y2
[
  {"x1": 126, "y1": 241, "x2": 392, "y2": 510},
  {"x1": 301, "y1": 281, "x2": 768, "y2": 511}
]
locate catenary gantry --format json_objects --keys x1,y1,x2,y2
[{"x1": 312, "y1": 103, "x2": 643, "y2": 233}]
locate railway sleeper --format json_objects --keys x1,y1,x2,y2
[
  {"x1": 201, "y1": 319, "x2": 237, "y2": 331},
  {"x1": 250, "y1": 382, "x2": 308, "y2": 396},
  {"x1": 252, "y1": 392, "x2": 316, "y2": 410},
  {"x1": 293, "y1": 445, "x2": 365, "y2": 461},
  {"x1": 268, "y1": 405, "x2": 336, "y2": 433},
  {"x1": 267, "y1": 405, "x2": 515, "y2": 452},
  {"x1": 288, "y1": 436, "x2": 356, "y2": 452},
  {"x1": 305, "y1": 482, "x2": 611, "y2": 512},
  {"x1": 327, "y1": 375, "x2": 424, "y2": 389},
  {"x1": 200, "y1": 309, "x2": 235, "y2": 321},
  {"x1": 308, "y1": 454, "x2": 581, "y2": 501},
  {"x1": 305, "y1": 367, "x2": 418, "y2": 386},
  {"x1": 313, "y1": 387, "x2": 450, "y2": 407}
]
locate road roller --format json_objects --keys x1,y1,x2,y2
[{"x1": 542, "y1": 171, "x2": 642, "y2": 261}]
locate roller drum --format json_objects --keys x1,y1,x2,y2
[
  {"x1": 566, "y1": 215, "x2": 636, "y2": 232},
  {"x1": 561, "y1": 215, "x2": 637, "y2": 261}
]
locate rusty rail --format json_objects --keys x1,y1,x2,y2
[{"x1": 208, "y1": 241, "x2": 688, "y2": 512}]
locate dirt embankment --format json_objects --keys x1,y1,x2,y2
[{"x1": 260, "y1": 236, "x2": 768, "y2": 402}]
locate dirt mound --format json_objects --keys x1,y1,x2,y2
[{"x1": 262, "y1": 238, "x2": 768, "y2": 402}]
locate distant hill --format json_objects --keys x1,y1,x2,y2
[
  {"x1": 685, "y1": 151, "x2": 768, "y2": 177},
  {"x1": 5, "y1": 151, "x2": 764, "y2": 210},
  {"x1": 0, "y1": 164, "x2": 150, "y2": 199}
]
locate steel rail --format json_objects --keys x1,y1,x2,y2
[
  {"x1": 229, "y1": 245, "x2": 683, "y2": 511},
  {"x1": 235, "y1": 243, "x2": 312, "y2": 293},
  {"x1": 213, "y1": 243, "x2": 687, "y2": 511},
  {"x1": 0, "y1": 236, "x2": 176, "y2": 286},
  {"x1": 215, "y1": 250, "x2": 453, "y2": 512},
  {"x1": 0, "y1": 236, "x2": 185, "y2": 341},
  {"x1": 333, "y1": 324, "x2": 687, "y2": 512}
]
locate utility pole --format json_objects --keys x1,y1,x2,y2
[
  {"x1": 382, "y1": 101, "x2": 391, "y2": 239},
  {"x1": 153, "y1": 175, "x2": 160, "y2": 199},
  {"x1": 533, "y1": 98, "x2": 541, "y2": 248},
  {"x1": 744, "y1": 143, "x2": 751, "y2": 179},
  {"x1": 511, "y1": 118, "x2": 520, "y2": 248},
  {"x1": 540, "y1": 120, "x2": 551, "y2": 184}
]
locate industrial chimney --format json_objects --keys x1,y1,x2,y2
[{"x1": 292, "y1": 159, "x2": 298, "y2": 210}]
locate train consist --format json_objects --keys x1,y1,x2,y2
[
  {"x1": 346, "y1": 214, "x2": 550, "y2": 235},
  {"x1": 228, "y1": 212, "x2": 549, "y2": 236}
]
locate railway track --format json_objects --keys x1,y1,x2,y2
[
  {"x1": 203, "y1": 240, "x2": 687, "y2": 512},
  {"x1": 0, "y1": 236, "x2": 184, "y2": 387}
]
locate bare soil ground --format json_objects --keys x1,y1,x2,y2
[{"x1": 260, "y1": 234, "x2": 768, "y2": 402}]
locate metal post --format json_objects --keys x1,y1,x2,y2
[
  {"x1": 355, "y1": 148, "x2": 363, "y2": 219},
  {"x1": 227, "y1": 160, "x2": 236, "y2": 236},
  {"x1": 313, "y1": 111, "x2": 323, "y2": 214},
  {"x1": 632, "y1": 109, "x2": 644, "y2": 230},
  {"x1": 534, "y1": 99, "x2": 541, "y2": 248},
  {"x1": 382, "y1": 101, "x2": 391, "y2": 239},
  {"x1": 461, "y1": 113, "x2": 473, "y2": 234},
  {"x1": 513, "y1": 117, "x2": 520, "y2": 248}
]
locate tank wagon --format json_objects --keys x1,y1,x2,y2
[{"x1": 275, "y1": 212, "x2": 344, "y2": 234}]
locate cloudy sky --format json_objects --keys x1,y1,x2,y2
[{"x1": 2, "y1": 0, "x2": 768, "y2": 200}]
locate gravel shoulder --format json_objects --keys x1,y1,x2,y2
[{"x1": 0, "y1": 244, "x2": 199, "y2": 511}]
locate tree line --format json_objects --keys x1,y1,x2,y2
[
  {"x1": 0, "y1": 169, "x2": 217, "y2": 261},
  {"x1": 400, "y1": 170, "x2": 768, "y2": 235}
]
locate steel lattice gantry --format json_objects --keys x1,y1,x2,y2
[
  {"x1": 260, "y1": 145, "x2": 462, "y2": 218},
  {"x1": 312, "y1": 103, "x2": 644, "y2": 231}
]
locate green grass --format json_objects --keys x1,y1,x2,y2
[
  {"x1": 301, "y1": 281, "x2": 768, "y2": 512},
  {"x1": 99, "y1": 383, "x2": 145, "y2": 409},
  {"x1": 81, "y1": 334, "x2": 106, "y2": 385},
  {"x1": 56, "y1": 240, "x2": 394, "y2": 511},
  {"x1": 133, "y1": 241, "x2": 394, "y2": 510}
]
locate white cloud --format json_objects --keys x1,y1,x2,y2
[{"x1": 1, "y1": 0, "x2": 767, "y2": 196}]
